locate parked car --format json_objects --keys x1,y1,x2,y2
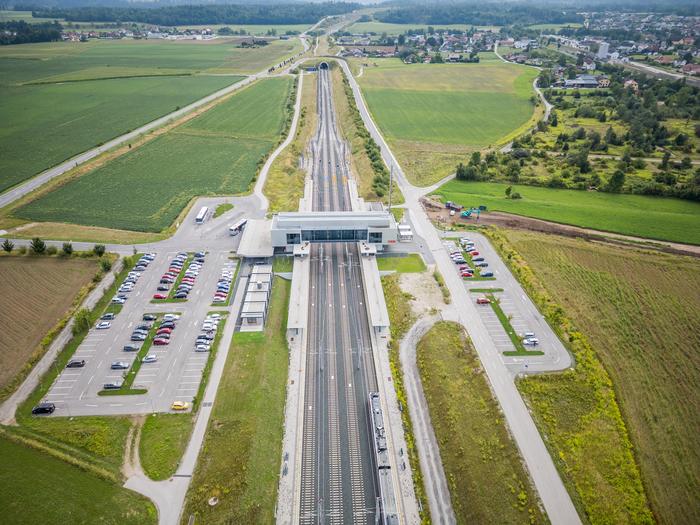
[
  {"x1": 156, "y1": 328, "x2": 173, "y2": 335},
  {"x1": 469, "y1": 251, "x2": 479, "y2": 256},
  {"x1": 95, "y1": 321, "x2": 111, "y2": 330},
  {"x1": 523, "y1": 338, "x2": 540, "y2": 346},
  {"x1": 131, "y1": 334, "x2": 146, "y2": 342},
  {"x1": 476, "y1": 297, "x2": 491, "y2": 305},
  {"x1": 473, "y1": 257, "x2": 485, "y2": 262},
  {"x1": 171, "y1": 401, "x2": 190, "y2": 411},
  {"x1": 32, "y1": 402, "x2": 56, "y2": 415},
  {"x1": 101, "y1": 313, "x2": 115, "y2": 321},
  {"x1": 157, "y1": 285, "x2": 169, "y2": 292},
  {"x1": 66, "y1": 359, "x2": 85, "y2": 368},
  {"x1": 111, "y1": 361, "x2": 129, "y2": 370},
  {"x1": 153, "y1": 293, "x2": 167, "y2": 300},
  {"x1": 523, "y1": 332, "x2": 535, "y2": 338},
  {"x1": 163, "y1": 314, "x2": 180, "y2": 321},
  {"x1": 142, "y1": 354, "x2": 157, "y2": 363},
  {"x1": 153, "y1": 338, "x2": 169, "y2": 346},
  {"x1": 481, "y1": 271, "x2": 494, "y2": 277},
  {"x1": 123, "y1": 345, "x2": 139, "y2": 352},
  {"x1": 103, "y1": 381, "x2": 123, "y2": 390}
]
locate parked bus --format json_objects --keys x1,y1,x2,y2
[
  {"x1": 229, "y1": 218, "x2": 248, "y2": 236},
  {"x1": 195, "y1": 206, "x2": 209, "y2": 224}
]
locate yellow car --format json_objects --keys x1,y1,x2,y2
[{"x1": 171, "y1": 401, "x2": 190, "y2": 411}]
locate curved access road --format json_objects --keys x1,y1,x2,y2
[{"x1": 337, "y1": 58, "x2": 582, "y2": 525}]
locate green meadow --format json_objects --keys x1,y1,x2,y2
[
  {"x1": 357, "y1": 59, "x2": 538, "y2": 185},
  {"x1": 0, "y1": 38, "x2": 301, "y2": 193},
  {"x1": 16, "y1": 77, "x2": 293, "y2": 232},
  {"x1": 346, "y1": 21, "x2": 500, "y2": 35},
  {"x1": 435, "y1": 180, "x2": 700, "y2": 244}
]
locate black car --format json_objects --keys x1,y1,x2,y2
[
  {"x1": 174, "y1": 293, "x2": 188, "y2": 299},
  {"x1": 143, "y1": 314, "x2": 157, "y2": 321},
  {"x1": 101, "y1": 313, "x2": 115, "y2": 321},
  {"x1": 32, "y1": 402, "x2": 55, "y2": 415},
  {"x1": 66, "y1": 359, "x2": 85, "y2": 368},
  {"x1": 123, "y1": 345, "x2": 139, "y2": 352},
  {"x1": 157, "y1": 285, "x2": 169, "y2": 291}
]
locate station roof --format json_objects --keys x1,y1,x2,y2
[
  {"x1": 237, "y1": 219, "x2": 273, "y2": 258},
  {"x1": 272, "y1": 211, "x2": 396, "y2": 230}
]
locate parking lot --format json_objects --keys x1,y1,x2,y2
[
  {"x1": 444, "y1": 233, "x2": 572, "y2": 373},
  {"x1": 44, "y1": 249, "x2": 238, "y2": 416}
]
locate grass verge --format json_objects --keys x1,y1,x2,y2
[
  {"x1": 417, "y1": 321, "x2": 546, "y2": 523},
  {"x1": 381, "y1": 274, "x2": 431, "y2": 524},
  {"x1": 182, "y1": 277, "x2": 290, "y2": 523},
  {"x1": 213, "y1": 203, "x2": 233, "y2": 218},
  {"x1": 485, "y1": 227, "x2": 654, "y2": 524},
  {"x1": 432, "y1": 270, "x2": 451, "y2": 304},
  {"x1": 139, "y1": 414, "x2": 194, "y2": 482},
  {"x1": 377, "y1": 253, "x2": 426, "y2": 273}
]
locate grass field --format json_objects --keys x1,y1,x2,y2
[
  {"x1": 0, "y1": 256, "x2": 99, "y2": 398},
  {"x1": 139, "y1": 414, "x2": 193, "y2": 481},
  {"x1": 417, "y1": 321, "x2": 545, "y2": 523},
  {"x1": 16, "y1": 77, "x2": 293, "y2": 232},
  {"x1": 357, "y1": 59, "x2": 538, "y2": 185},
  {"x1": 0, "y1": 38, "x2": 301, "y2": 192},
  {"x1": 377, "y1": 253, "x2": 426, "y2": 273},
  {"x1": 434, "y1": 180, "x2": 700, "y2": 244},
  {"x1": 502, "y1": 230, "x2": 700, "y2": 525},
  {"x1": 265, "y1": 69, "x2": 317, "y2": 212},
  {"x1": 0, "y1": 435, "x2": 156, "y2": 525},
  {"x1": 183, "y1": 277, "x2": 290, "y2": 523}
]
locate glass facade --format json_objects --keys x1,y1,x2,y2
[{"x1": 286, "y1": 229, "x2": 371, "y2": 244}]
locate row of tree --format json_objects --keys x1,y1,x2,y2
[
  {"x1": 0, "y1": 20, "x2": 62, "y2": 45},
  {"x1": 30, "y1": 2, "x2": 358, "y2": 26},
  {"x1": 1, "y1": 238, "x2": 108, "y2": 258}
]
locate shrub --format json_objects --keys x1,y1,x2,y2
[
  {"x1": 1, "y1": 239, "x2": 13, "y2": 253},
  {"x1": 72, "y1": 308, "x2": 91, "y2": 335},
  {"x1": 62, "y1": 242, "x2": 73, "y2": 256},
  {"x1": 100, "y1": 259, "x2": 112, "y2": 272},
  {"x1": 17, "y1": 246, "x2": 27, "y2": 255},
  {"x1": 46, "y1": 245, "x2": 57, "y2": 256},
  {"x1": 30, "y1": 237, "x2": 46, "y2": 254},
  {"x1": 93, "y1": 244, "x2": 106, "y2": 257}
]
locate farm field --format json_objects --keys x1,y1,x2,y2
[
  {"x1": 16, "y1": 77, "x2": 293, "y2": 232},
  {"x1": 434, "y1": 180, "x2": 700, "y2": 244},
  {"x1": 183, "y1": 277, "x2": 290, "y2": 523},
  {"x1": 357, "y1": 59, "x2": 538, "y2": 185},
  {"x1": 0, "y1": 9, "x2": 59, "y2": 23},
  {"x1": 0, "y1": 436, "x2": 156, "y2": 525},
  {"x1": 417, "y1": 321, "x2": 545, "y2": 523},
  {"x1": 0, "y1": 38, "x2": 301, "y2": 192},
  {"x1": 500, "y1": 230, "x2": 700, "y2": 524},
  {"x1": 0, "y1": 256, "x2": 99, "y2": 399}
]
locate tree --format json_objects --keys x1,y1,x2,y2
[
  {"x1": 505, "y1": 185, "x2": 512, "y2": 198},
  {"x1": 681, "y1": 157, "x2": 692, "y2": 170},
  {"x1": 550, "y1": 111, "x2": 558, "y2": 127},
  {"x1": 432, "y1": 52, "x2": 443, "y2": 63},
  {"x1": 62, "y1": 242, "x2": 73, "y2": 255},
  {"x1": 72, "y1": 308, "x2": 91, "y2": 336},
  {"x1": 93, "y1": 244, "x2": 106, "y2": 257},
  {"x1": 30, "y1": 237, "x2": 46, "y2": 254},
  {"x1": 100, "y1": 259, "x2": 112, "y2": 272},
  {"x1": 469, "y1": 151, "x2": 481, "y2": 166},
  {"x1": 660, "y1": 151, "x2": 671, "y2": 171},
  {"x1": 1, "y1": 239, "x2": 14, "y2": 253},
  {"x1": 606, "y1": 169, "x2": 625, "y2": 192}
]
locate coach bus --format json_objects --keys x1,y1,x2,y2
[
  {"x1": 195, "y1": 206, "x2": 209, "y2": 224},
  {"x1": 229, "y1": 218, "x2": 248, "y2": 236}
]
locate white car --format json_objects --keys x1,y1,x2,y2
[
  {"x1": 523, "y1": 332, "x2": 535, "y2": 338},
  {"x1": 195, "y1": 344, "x2": 211, "y2": 352},
  {"x1": 142, "y1": 354, "x2": 157, "y2": 363},
  {"x1": 523, "y1": 338, "x2": 540, "y2": 346},
  {"x1": 208, "y1": 313, "x2": 222, "y2": 319},
  {"x1": 163, "y1": 314, "x2": 180, "y2": 322},
  {"x1": 95, "y1": 321, "x2": 111, "y2": 329}
]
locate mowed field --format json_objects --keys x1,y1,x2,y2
[
  {"x1": 417, "y1": 321, "x2": 545, "y2": 523},
  {"x1": 0, "y1": 38, "x2": 301, "y2": 192},
  {"x1": 435, "y1": 180, "x2": 700, "y2": 244},
  {"x1": 504, "y1": 231, "x2": 700, "y2": 524},
  {"x1": 0, "y1": 436, "x2": 156, "y2": 525},
  {"x1": 357, "y1": 59, "x2": 538, "y2": 185},
  {"x1": 0, "y1": 256, "x2": 98, "y2": 396},
  {"x1": 16, "y1": 77, "x2": 293, "y2": 232}
]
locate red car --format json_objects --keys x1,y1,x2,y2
[
  {"x1": 470, "y1": 251, "x2": 479, "y2": 256},
  {"x1": 153, "y1": 338, "x2": 169, "y2": 345},
  {"x1": 156, "y1": 328, "x2": 173, "y2": 335},
  {"x1": 476, "y1": 297, "x2": 491, "y2": 305},
  {"x1": 153, "y1": 293, "x2": 167, "y2": 300},
  {"x1": 462, "y1": 273, "x2": 473, "y2": 279},
  {"x1": 182, "y1": 278, "x2": 195, "y2": 284}
]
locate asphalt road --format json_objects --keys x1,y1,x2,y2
[
  {"x1": 299, "y1": 66, "x2": 380, "y2": 524},
  {"x1": 338, "y1": 58, "x2": 582, "y2": 525}
]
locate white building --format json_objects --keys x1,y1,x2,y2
[{"x1": 597, "y1": 42, "x2": 610, "y2": 59}]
